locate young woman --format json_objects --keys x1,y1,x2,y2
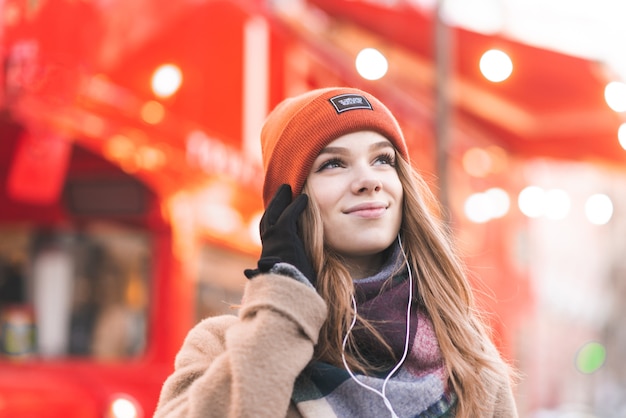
[{"x1": 154, "y1": 87, "x2": 518, "y2": 417}]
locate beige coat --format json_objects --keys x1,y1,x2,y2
[{"x1": 154, "y1": 273, "x2": 518, "y2": 417}]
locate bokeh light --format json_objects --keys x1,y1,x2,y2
[
  {"x1": 462, "y1": 147, "x2": 492, "y2": 177},
  {"x1": 355, "y1": 48, "x2": 388, "y2": 81},
  {"x1": 464, "y1": 193, "x2": 491, "y2": 223},
  {"x1": 604, "y1": 81, "x2": 626, "y2": 112},
  {"x1": 518, "y1": 186, "x2": 545, "y2": 218},
  {"x1": 479, "y1": 49, "x2": 513, "y2": 82},
  {"x1": 618, "y1": 122, "x2": 626, "y2": 150},
  {"x1": 105, "y1": 134, "x2": 135, "y2": 161},
  {"x1": 464, "y1": 187, "x2": 510, "y2": 223},
  {"x1": 485, "y1": 187, "x2": 510, "y2": 218},
  {"x1": 109, "y1": 396, "x2": 139, "y2": 418},
  {"x1": 585, "y1": 194, "x2": 613, "y2": 225},
  {"x1": 575, "y1": 342, "x2": 606, "y2": 374},
  {"x1": 136, "y1": 145, "x2": 166, "y2": 171},
  {"x1": 141, "y1": 100, "x2": 165, "y2": 125},
  {"x1": 484, "y1": 145, "x2": 508, "y2": 174},
  {"x1": 152, "y1": 64, "x2": 183, "y2": 98}
]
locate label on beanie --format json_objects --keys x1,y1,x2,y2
[{"x1": 329, "y1": 94, "x2": 373, "y2": 113}]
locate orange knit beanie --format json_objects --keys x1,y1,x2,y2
[{"x1": 260, "y1": 87, "x2": 409, "y2": 207}]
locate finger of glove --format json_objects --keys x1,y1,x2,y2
[
  {"x1": 244, "y1": 268, "x2": 260, "y2": 279},
  {"x1": 293, "y1": 241, "x2": 316, "y2": 284},
  {"x1": 275, "y1": 194, "x2": 315, "y2": 282},
  {"x1": 276, "y1": 193, "x2": 308, "y2": 230},
  {"x1": 268, "y1": 194, "x2": 308, "y2": 264},
  {"x1": 261, "y1": 184, "x2": 293, "y2": 231}
]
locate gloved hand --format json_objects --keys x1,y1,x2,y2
[{"x1": 244, "y1": 184, "x2": 316, "y2": 285}]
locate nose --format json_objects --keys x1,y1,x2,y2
[{"x1": 351, "y1": 167, "x2": 383, "y2": 194}]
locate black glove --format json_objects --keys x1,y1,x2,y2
[{"x1": 244, "y1": 184, "x2": 316, "y2": 285}]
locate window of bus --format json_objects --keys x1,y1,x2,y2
[
  {"x1": 194, "y1": 244, "x2": 254, "y2": 320},
  {"x1": 0, "y1": 222, "x2": 150, "y2": 361}
]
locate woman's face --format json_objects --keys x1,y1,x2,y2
[{"x1": 306, "y1": 131, "x2": 403, "y2": 266}]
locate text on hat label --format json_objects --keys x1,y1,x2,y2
[{"x1": 329, "y1": 94, "x2": 373, "y2": 113}]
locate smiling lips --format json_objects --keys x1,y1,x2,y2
[{"x1": 344, "y1": 202, "x2": 388, "y2": 218}]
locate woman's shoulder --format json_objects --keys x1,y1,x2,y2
[
  {"x1": 189, "y1": 314, "x2": 239, "y2": 344},
  {"x1": 174, "y1": 314, "x2": 239, "y2": 368}
]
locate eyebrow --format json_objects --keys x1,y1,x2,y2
[{"x1": 318, "y1": 141, "x2": 395, "y2": 156}]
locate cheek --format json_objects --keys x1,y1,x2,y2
[
  {"x1": 309, "y1": 179, "x2": 340, "y2": 215},
  {"x1": 388, "y1": 175, "x2": 404, "y2": 202},
  {"x1": 393, "y1": 200, "x2": 404, "y2": 229},
  {"x1": 310, "y1": 189, "x2": 342, "y2": 238},
  {"x1": 316, "y1": 199, "x2": 338, "y2": 232},
  {"x1": 390, "y1": 181, "x2": 404, "y2": 226}
]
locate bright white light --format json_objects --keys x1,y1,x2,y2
[
  {"x1": 464, "y1": 188, "x2": 510, "y2": 223},
  {"x1": 479, "y1": 49, "x2": 513, "y2": 82},
  {"x1": 544, "y1": 188, "x2": 571, "y2": 220},
  {"x1": 585, "y1": 194, "x2": 613, "y2": 225},
  {"x1": 110, "y1": 397, "x2": 138, "y2": 418},
  {"x1": 518, "y1": 186, "x2": 545, "y2": 218},
  {"x1": 605, "y1": 81, "x2": 626, "y2": 112},
  {"x1": 464, "y1": 193, "x2": 491, "y2": 223},
  {"x1": 485, "y1": 187, "x2": 510, "y2": 218},
  {"x1": 152, "y1": 64, "x2": 183, "y2": 98},
  {"x1": 618, "y1": 123, "x2": 626, "y2": 150},
  {"x1": 355, "y1": 48, "x2": 388, "y2": 81}
]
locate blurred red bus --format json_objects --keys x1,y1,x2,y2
[{"x1": 0, "y1": 122, "x2": 256, "y2": 418}]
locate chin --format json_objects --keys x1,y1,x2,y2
[{"x1": 336, "y1": 237, "x2": 396, "y2": 257}]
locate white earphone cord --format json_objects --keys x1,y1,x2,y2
[{"x1": 341, "y1": 235, "x2": 414, "y2": 418}]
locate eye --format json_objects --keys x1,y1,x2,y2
[
  {"x1": 315, "y1": 157, "x2": 345, "y2": 172},
  {"x1": 374, "y1": 152, "x2": 396, "y2": 167}
]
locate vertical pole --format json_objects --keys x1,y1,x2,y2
[
  {"x1": 434, "y1": 1, "x2": 452, "y2": 222},
  {"x1": 243, "y1": 16, "x2": 269, "y2": 163}
]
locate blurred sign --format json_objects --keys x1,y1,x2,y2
[{"x1": 6, "y1": 130, "x2": 71, "y2": 205}]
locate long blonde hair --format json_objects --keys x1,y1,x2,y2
[{"x1": 299, "y1": 153, "x2": 513, "y2": 417}]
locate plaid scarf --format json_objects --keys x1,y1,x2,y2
[{"x1": 291, "y1": 245, "x2": 457, "y2": 417}]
